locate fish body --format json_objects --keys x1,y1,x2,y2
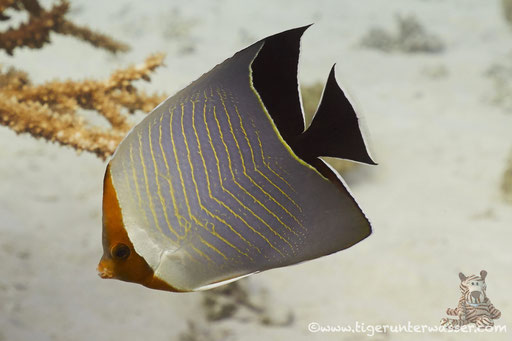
[{"x1": 98, "y1": 26, "x2": 375, "y2": 292}]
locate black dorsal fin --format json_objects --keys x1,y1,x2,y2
[
  {"x1": 251, "y1": 25, "x2": 311, "y2": 143},
  {"x1": 294, "y1": 66, "x2": 376, "y2": 165}
]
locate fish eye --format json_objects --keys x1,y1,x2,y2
[{"x1": 111, "y1": 243, "x2": 131, "y2": 260}]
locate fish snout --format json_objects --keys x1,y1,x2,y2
[{"x1": 97, "y1": 258, "x2": 114, "y2": 279}]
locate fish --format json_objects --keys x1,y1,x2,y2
[{"x1": 97, "y1": 25, "x2": 376, "y2": 292}]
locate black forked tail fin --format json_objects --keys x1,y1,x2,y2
[{"x1": 294, "y1": 65, "x2": 376, "y2": 166}]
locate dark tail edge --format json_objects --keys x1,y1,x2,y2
[{"x1": 293, "y1": 65, "x2": 377, "y2": 166}]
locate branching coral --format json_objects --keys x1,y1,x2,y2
[
  {"x1": 0, "y1": 0, "x2": 129, "y2": 55},
  {"x1": 0, "y1": 0, "x2": 166, "y2": 160},
  {"x1": 0, "y1": 54, "x2": 167, "y2": 159},
  {"x1": 0, "y1": 93, "x2": 124, "y2": 158}
]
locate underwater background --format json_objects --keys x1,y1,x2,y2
[{"x1": 1, "y1": 0, "x2": 511, "y2": 340}]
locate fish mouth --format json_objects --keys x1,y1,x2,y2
[{"x1": 97, "y1": 259, "x2": 113, "y2": 279}]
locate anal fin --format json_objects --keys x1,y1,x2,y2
[{"x1": 194, "y1": 272, "x2": 258, "y2": 291}]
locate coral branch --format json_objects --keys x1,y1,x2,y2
[
  {"x1": 0, "y1": 0, "x2": 19, "y2": 17},
  {"x1": 0, "y1": 1, "x2": 68, "y2": 55},
  {"x1": 0, "y1": 54, "x2": 167, "y2": 160},
  {"x1": 109, "y1": 90, "x2": 166, "y2": 114},
  {"x1": 0, "y1": 0, "x2": 129, "y2": 54},
  {"x1": 105, "y1": 54, "x2": 165, "y2": 90},
  {"x1": 57, "y1": 20, "x2": 129, "y2": 53},
  {"x1": 19, "y1": 0, "x2": 43, "y2": 15},
  {"x1": 0, "y1": 94, "x2": 124, "y2": 159},
  {"x1": 0, "y1": 66, "x2": 30, "y2": 89}
]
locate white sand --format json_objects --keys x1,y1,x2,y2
[{"x1": 1, "y1": 0, "x2": 511, "y2": 340}]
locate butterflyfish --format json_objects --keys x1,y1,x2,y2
[{"x1": 98, "y1": 25, "x2": 376, "y2": 292}]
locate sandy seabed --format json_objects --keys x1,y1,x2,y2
[{"x1": 1, "y1": 0, "x2": 512, "y2": 340}]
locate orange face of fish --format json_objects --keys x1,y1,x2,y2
[{"x1": 97, "y1": 165, "x2": 180, "y2": 292}]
